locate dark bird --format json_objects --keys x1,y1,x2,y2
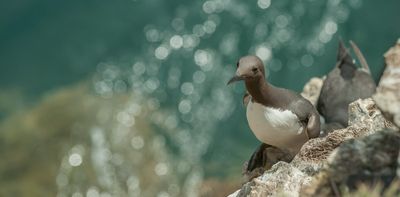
[
  {"x1": 317, "y1": 40, "x2": 376, "y2": 131},
  {"x1": 227, "y1": 55, "x2": 321, "y2": 173}
]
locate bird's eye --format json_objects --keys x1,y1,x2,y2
[
  {"x1": 252, "y1": 67, "x2": 258, "y2": 73},
  {"x1": 236, "y1": 62, "x2": 239, "y2": 68}
]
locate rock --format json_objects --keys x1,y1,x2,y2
[
  {"x1": 301, "y1": 77, "x2": 324, "y2": 107},
  {"x1": 373, "y1": 40, "x2": 400, "y2": 128},
  {"x1": 234, "y1": 162, "x2": 311, "y2": 197},
  {"x1": 228, "y1": 98, "x2": 395, "y2": 197},
  {"x1": 301, "y1": 129, "x2": 400, "y2": 196},
  {"x1": 348, "y1": 98, "x2": 395, "y2": 131}
]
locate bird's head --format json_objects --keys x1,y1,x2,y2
[{"x1": 227, "y1": 55, "x2": 265, "y2": 85}]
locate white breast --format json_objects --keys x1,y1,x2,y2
[{"x1": 246, "y1": 99, "x2": 308, "y2": 154}]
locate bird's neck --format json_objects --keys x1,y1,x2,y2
[
  {"x1": 339, "y1": 62, "x2": 356, "y2": 80},
  {"x1": 245, "y1": 77, "x2": 270, "y2": 103}
]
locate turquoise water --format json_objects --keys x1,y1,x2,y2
[{"x1": 0, "y1": 0, "x2": 399, "y2": 196}]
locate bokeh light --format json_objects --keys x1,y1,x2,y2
[{"x1": 1, "y1": 0, "x2": 399, "y2": 196}]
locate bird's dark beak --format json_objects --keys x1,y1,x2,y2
[{"x1": 227, "y1": 75, "x2": 245, "y2": 85}]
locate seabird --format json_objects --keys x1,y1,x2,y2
[
  {"x1": 317, "y1": 40, "x2": 376, "y2": 130},
  {"x1": 227, "y1": 55, "x2": 321, "y2": 172}
]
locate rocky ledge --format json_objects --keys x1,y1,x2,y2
[{"x1": 228, "y1": 40, "x2": 400, "y2": 197}]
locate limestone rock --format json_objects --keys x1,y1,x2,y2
[
  {"x1": 301, "y1": 77, "x2": 324, "y2": 107},
  {"x1": 298, "y1": 98, "x2": 394, "y2": 165},
  {"x1": 373, "y1": 40, "x2": 400, "y2": 128},
  {"x1": 232, "y1": 162, "x2": 311, "y2": 197},
  {"x1": 348, "y1": 98, "x2": 395, "y2": 132},
  {"x1": 301, "y1": 129, "x2": 400, "y2": 196}
]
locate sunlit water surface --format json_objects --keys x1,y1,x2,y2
[{"x1": 1, "y1": 0, "x2": 399, "y2": 196}]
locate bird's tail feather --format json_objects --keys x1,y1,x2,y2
[
  {"x1": 349, "y1": 40, "x2": 371, "y2": 74},
  {"x1": 336, "y1": 40, "x2": 356, "y2": 79},
  {"x1": 337, "y1": 39, "x2": 354, "y2": 65}
]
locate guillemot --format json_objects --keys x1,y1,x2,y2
[
  {"x1": 317, "y1": 40, "x2": 376, "y2": 130},
  {"x1": 228, "y1": 55, "x2": 321, "y2": 172}
]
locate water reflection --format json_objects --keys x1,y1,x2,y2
[
  {"x1": 103, "y1": 1, "x2": 352, "y2": 195},
  {"x1": 0, "y1": 0, "x2": 378, "y2": 196}
]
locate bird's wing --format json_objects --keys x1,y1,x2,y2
[
  {"x1": 288, "y1": 95, "x2": 321, "y2": 138},
  {"x1": 289, "y1": 98, "x2": 313, "y2": 122}
]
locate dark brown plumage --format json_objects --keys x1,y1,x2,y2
[{"x1": 317, "y1": 40, "x2": 376, "y2": 129}]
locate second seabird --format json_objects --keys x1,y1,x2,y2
[{"x1": 227, "y1": 55, "x2": 321, "y2": 173}]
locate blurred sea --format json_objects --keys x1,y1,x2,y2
[{"x1": 0, "y1": 0, "x2": 399, "y2": 196}]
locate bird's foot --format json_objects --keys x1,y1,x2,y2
[
  {"x1": 242, "y1": 143, "x2": 269, "y2": 182},
  {"x1": 242, "y1": 162, "x2": 265, "y2": 183},
  {"x1": 246, "y1": 143, "x2": 269, "y2": 172},
  {"x1": 242, "y1": 144, "x2": 294, "y2": 183}
]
